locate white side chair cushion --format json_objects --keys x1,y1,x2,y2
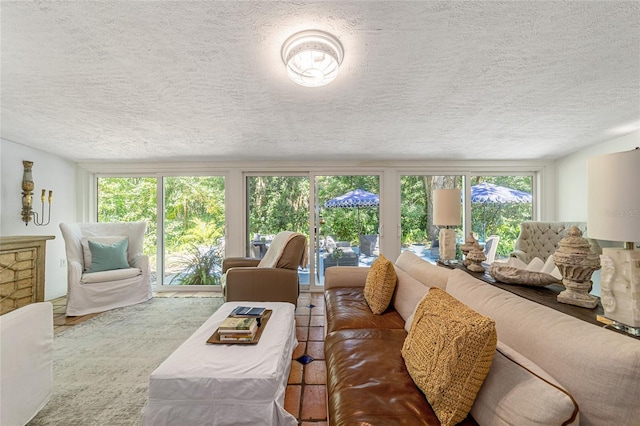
[
  {"x1": 81, "y1": 235, "x2": 128, "y2": 270},
  {"x1": 81, "y1": 267, "x2": 142, "y2": 284},
  {"x1": 471, "y1": 341, "x2": 579, "y2": 425}
]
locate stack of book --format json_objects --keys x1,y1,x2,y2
[{"x1": 217, "y1": 306, "x2": 266, "y2": 342}]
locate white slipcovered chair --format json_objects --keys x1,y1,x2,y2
[
  {"x1": 60, "y1": 222, "x2": 152, "y2": 316},
  {"x1": 510, "y1": 221, "x2": 601, "y2": 264},
  {"x1": 0, "y1": 302, "x2": 53, "y2": 426}
]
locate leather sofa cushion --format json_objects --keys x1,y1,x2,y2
[
  {"x1": 325, "y1": 287, "x2": 405, "y2": 334},
  {"x1": 325, "y1": 328, "x2": 478, "y2": 426}
]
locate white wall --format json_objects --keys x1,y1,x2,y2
[
  {"x1": 555, "y1": 131, "x2": 640, "y2": 221},
  {"x1": 1, "y1": 139, "x2": 78, "y2": 300}
]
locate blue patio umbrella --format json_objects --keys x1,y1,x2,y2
[
  {"x1": 325, "y1": 189, "x2": 379, "y2": 237},
  {"x1": 470, "y1": 182, "x2": 532, "y2": 240},
  {"x1": 470, "y1": 182, "x2": 532, "y2": 204}
]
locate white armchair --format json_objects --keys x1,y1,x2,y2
[
  {"x1": 60, "y1": 222, "x2": 152, "y2": 316},
  {"x1": 1, "y1": 302, "x2": 53, "y2": 426}
]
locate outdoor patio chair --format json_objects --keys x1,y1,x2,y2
[
  {"x1": 59, "y1": 222, "x2": 152, "y2": 316},
  {"x1": 359, "y1": 234, "x2": 379, "y2": 257},
  {"x1": 222, "y1": 231, "x2": 307, "y2": 305},
  {"x1": 322, "y1": 236, "x2": 359, "y2": 273}
]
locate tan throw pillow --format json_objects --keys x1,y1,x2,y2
[
  {"x1": 402, "y1": 288, "x2": 497, "y2": 426},
  {"x1": 364, "y1": 254, "x2": 397, "y2": 314}
]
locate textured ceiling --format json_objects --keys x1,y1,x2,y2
[{"x1": 1, "y1": 1, "x2": 639, "y2": 162}]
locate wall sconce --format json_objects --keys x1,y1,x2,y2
[{"x1": 21, "y1": 160, "x2": 53, "y2": 226}]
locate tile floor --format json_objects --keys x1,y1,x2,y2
[{"x1": 49, "y1": 291, "x2": 328, "y2": 425}]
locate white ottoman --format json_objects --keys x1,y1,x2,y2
[{"x1": 143, "y1": 301, "x2": 297, "y2": 426}]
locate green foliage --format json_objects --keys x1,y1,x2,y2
[
  {"x1": 247, "y1": 176, "x2": 310, "y2": 236},
  {"x1": 169, "y1": 244, "x2": 223, "y2": 286},
  {"x1": 98, "y1": 177, "x2": 158, "y2": 260}
]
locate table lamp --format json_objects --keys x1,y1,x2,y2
[
  {"x1": 587, "y1": 147, "x2": 640, "y2": 335},
  {"x1": 433, "y1": 189, "x2": 462, "y2": 264}
]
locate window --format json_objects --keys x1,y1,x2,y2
[{"x1": 400, "y1": 175, "x2": 462, "y2": 261}]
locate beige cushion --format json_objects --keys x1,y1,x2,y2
[
  {"x1": 471, "y1": 341, "x2": 579, "y2": 426},
  {"x1": 446, "y1": 269, "x2": 640, "y2": 425},
  {"x1": 403, "y1": 286, "x2": 431, "y2": 332},
  {"x1": 402, "y1": 288, "x2": 497, "y2": 426},
  {"x1": 81, "y1": 236, "x2": 128, "y2": 271},
  {"x1": 81, "y1": 267, "x2": 142, "y2": 284},
  {"x1": 392, "y1": 267, "x2": 429, "y2": 322},
  {"x1": 364, "y1": 254, "x2": 397, "y2": 314},
  {"x1": 394, "y1": 250, "x2": 450, "y2": 289}
]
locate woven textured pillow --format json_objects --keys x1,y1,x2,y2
[
  {"x1": 364, "y1": 254, "x2": 397, "y2": 314},
  {"x1": 402, "y1": 288, "x2": 497, "y2": 426}
]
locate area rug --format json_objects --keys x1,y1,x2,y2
[{"x1": 28, "y1": 297, "x2": 224, "y2": 426}]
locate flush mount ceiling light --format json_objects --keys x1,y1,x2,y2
[{"x1": 281, "y1": 30, "x2": 344, "y2": 87}]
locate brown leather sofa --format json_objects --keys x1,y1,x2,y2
[
  {"x1": 323, "y1": 255, "x2": 477, "y2": 425},
  {"x1": 324, "y1": 251, "x2": 640, "y2": 426},
  {"x1": 222, "y1": 232, "x2": 307, "y2": 305}
]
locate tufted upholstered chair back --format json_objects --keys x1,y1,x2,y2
[{"x1": 509, "y1": 221, "x2": 601, "y2": 264}]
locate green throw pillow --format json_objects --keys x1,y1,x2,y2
[{"x1": 86, "y1": 238, "x2": 130, "y2": 273}]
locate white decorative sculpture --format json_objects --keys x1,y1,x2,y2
[
  {"x1": 466, "y1": 242, "x2": 486, "y2": 272},
  {"x1": 553, "y1": 226, "x2": 601, "y2": 308},
  {"x1": 600, "y1": 249, "x2": 640, "y2": 335},
  {"x1": 460, "y1": 232, "x2": 478, "y2": 267}
]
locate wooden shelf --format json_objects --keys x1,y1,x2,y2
[{"x1": 443, "y1": 262, "x2": 638, "y2": 339}]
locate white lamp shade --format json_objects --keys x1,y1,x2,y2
[
  {"x1": 587, "y1": 148, "x2": 640, "y2": 242},
  {"x1": 433, "y1": 189, "x2": 462, "y2": 226}
]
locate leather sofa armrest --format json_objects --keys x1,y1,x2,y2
[
  {"x1": 222, "y1": 257, "x2": 261, "y2": 273},
  {"x1": 325, "y1": 266, "x2": 369, "y2": 289}
]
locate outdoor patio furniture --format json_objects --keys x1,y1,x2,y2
[
  {"x1": 359, "y1": 234, "x2": 378, "y2": 257},
  {"x1": 323, "y1": 236, "x2": 359, "y2": 272}
]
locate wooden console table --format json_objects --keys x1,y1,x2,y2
[
  {"x1": 0, "y1": 235, "x2": 55, "y2": 315},
  {"x1": 442, "y1": 261, "x2": 638, "y2": 339}
]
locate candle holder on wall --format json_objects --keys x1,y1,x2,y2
[{"x1": 21, "y1": 160, "x2": 53, "y2": 226}]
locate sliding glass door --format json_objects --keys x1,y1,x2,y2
[
  {"x1": 315, "y1": 175, "x2": 380, "y2": 285},
  {"x1": 162, "y1": 176, "x2": 225, "y2": 286}
]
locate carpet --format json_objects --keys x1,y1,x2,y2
[{"x1": 28, "y1": 297, "x2": 224, "y2": 426}]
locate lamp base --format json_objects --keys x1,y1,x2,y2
[
  {"x1": 609, "y1": 319, "x2": 640, "y2": 337},
  {"x1": 599, "y1": 247, "x2": 640, "y2": 329},
  {"x1": 438, "y1": 228, "x2": 456, "y2": 262}
]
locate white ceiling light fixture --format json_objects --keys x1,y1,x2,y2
[{"x1": 281, "y1": 30, "x2": 344, "y2": 88}]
